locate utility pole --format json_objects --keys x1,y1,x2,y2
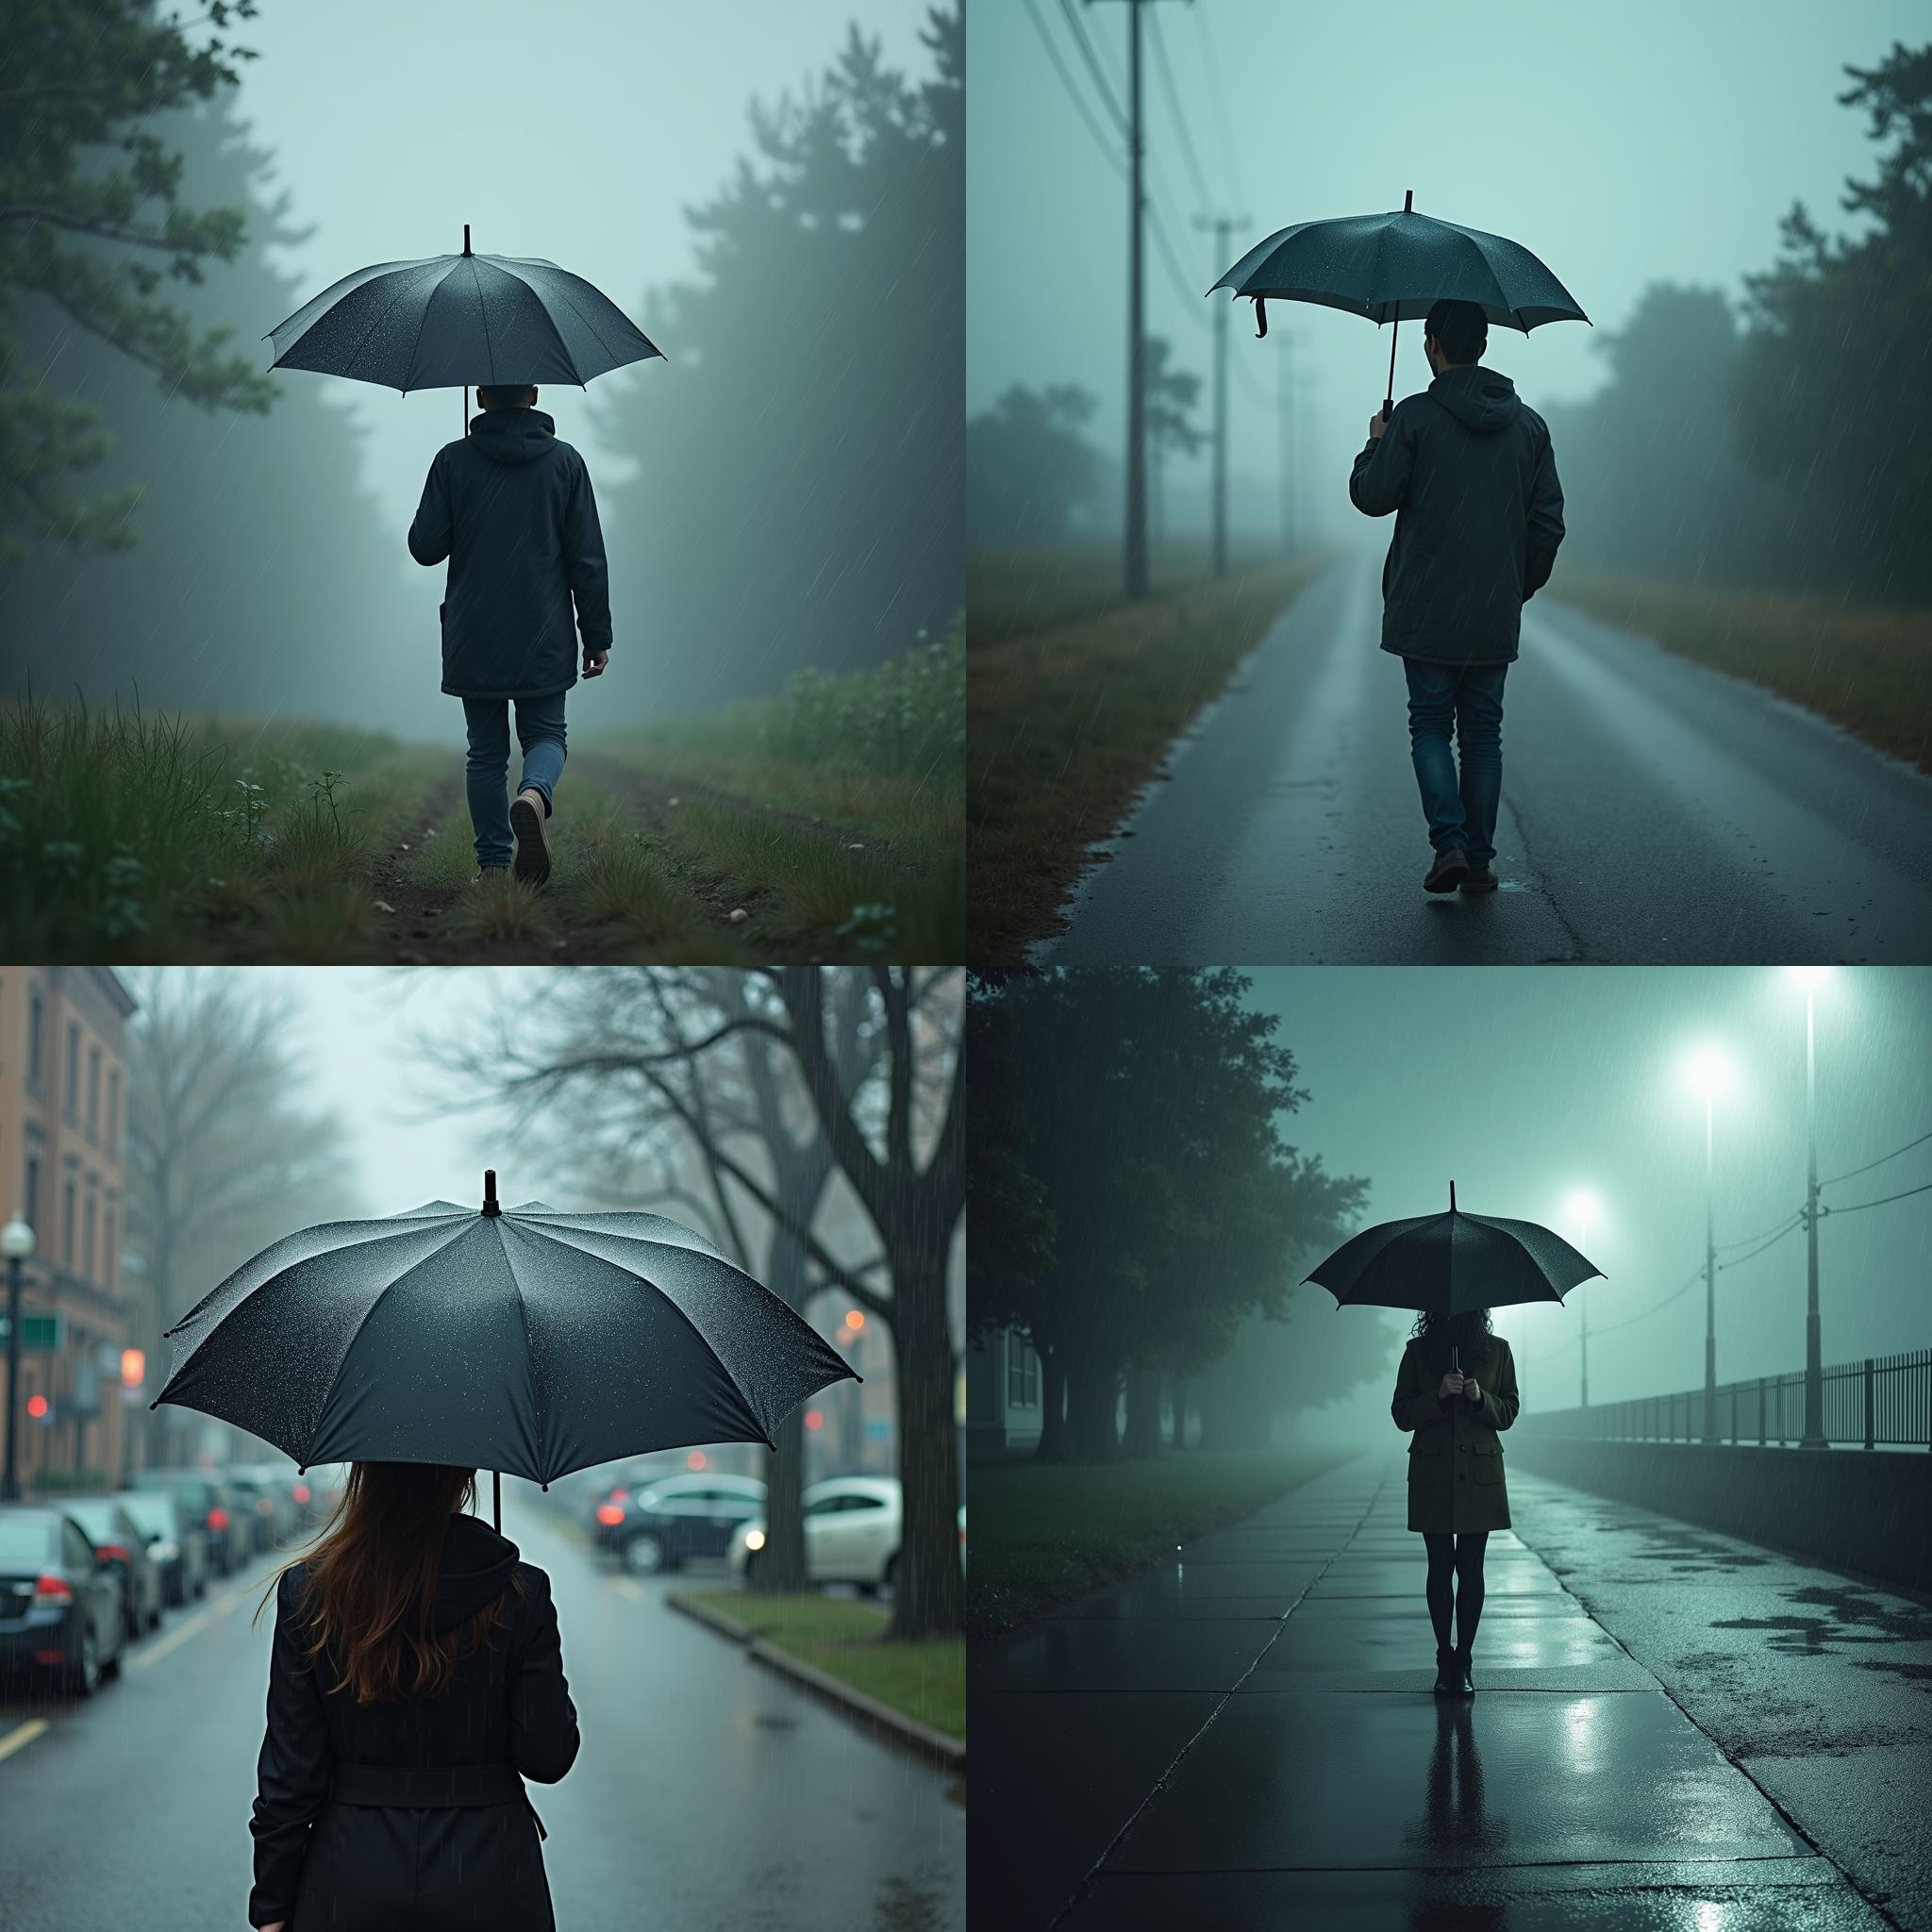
[
  {"x1": 1091, "y1": 0, "x2": 1189, "y2": 600},
  {"x1": 1703, "y1": 1092, "x2": 1717, "y2": 1445},
  {"x1": 1194, "y1": 210, "x2": 1247, "y2": 578},
  {"x1": 1800, "y1": 979, "x2": 1826, "y2": 1447}
]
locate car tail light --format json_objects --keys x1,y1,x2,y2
[
  {"x1": 95, "y1": 1543, "x2": 131, "y2": 1564},
  {"x1": 207, "y1": 1507, "x2": 229, "y2": 1531},
  {"x1": 608, "y1": 1487, "x2": 627, "y2": 1501},
  {"x1": 594, "y1": 1504, "x2": 625, "y2": 1526},
  {"x1": 292, "y1": 1484, "x2": 310, "y2": 1505},
  {"x1": 33, "y1": 1574, "x2": 74, "y2": 1605}
]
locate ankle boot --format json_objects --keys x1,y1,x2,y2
[
  {"x1": 1433, "y1": 1646, "x2": 1457, "y2": 1697},
  {"x1": 1452, "y1": 1643, "x2": 1475, "y2": 1699}
]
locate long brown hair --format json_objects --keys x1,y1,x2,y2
[
  {"x1": 255, "y1": 1462, "x2": 520, "y2": 1707},
  {"x1": 1409, "y1": 1306, "x2": 1494, "y2": 1377}
]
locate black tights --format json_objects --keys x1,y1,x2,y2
[{"x1": 1423, "y1": 1530, "x2": 1488, "y2": 1653}]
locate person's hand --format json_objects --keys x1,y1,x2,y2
[
  {"x1": 1438, "y1": 1369, "x2": 1464, "y2": 1400},
  {"x1": 582, "y1": 652, "x2": 608, "y2": 679},
  {"x1": 1369, "y1": 407, "x2": 1389, "y2": 441},
  {"x1": 259, "y1": 1921, "x2": 287, "y2": 1932},
  {"x1": 1464, "y1": 1378, "x2": 1482, "y2": 1404}
]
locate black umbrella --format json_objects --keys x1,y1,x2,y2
[
  {"x1": 152, "y1": 1172, "x2": 855, "y2": 1528},
  {"x1": 1209, "y1": 187, "x2": 1590, "y2": 422},
  {"x1": 264, "y1": 224, "x2": 663, "y2": 436},
  {"x1": 1306, "y1": 1180, "x2": 1603, "y2": 1362}
]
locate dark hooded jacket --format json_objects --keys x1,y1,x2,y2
[
  {"x1": 1348, "y1": 364, "x2": 1565, "y2": 665},
  {"x1": 408, "y1": 407, "x2": 611, "y2": 699},
  {"x1": 248, "y1": 1512, "x2": 579, "y2": 1931}
]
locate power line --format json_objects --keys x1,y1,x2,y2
[
  {"x1": 1147, "y1": 6, "x2": 1214, "y2": 215},
  {"x1": 1055, "y1": 0, "x2": 1129, "y2": 136},
  {"x1": 1715, "y1": 1218, "x2": 1803, "y2": 1272},
  {"x1": 1823, "y1": 1177, "x2": 1932, "y2": 1217},
  {"x1": 1192, "y1": 3, "x2": 1248, "y2": 211},
  {"x1": 1714, "y1": 1211, "x2": 1806, "y2": 1255},
  {"x1": 1821, "y1": 1125, "x2": 1932, "y2": 1191},
  {"x1": 1020, "y1": 0, "x2": 1127, "y2": 177},
  {"x1": 1145, "y1": 198, "x2": 1210, "y2": 328}
]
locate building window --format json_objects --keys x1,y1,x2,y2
[
  {"x1": 87, "y1": 1046, "x2": 101, "y2": 1141},
  {"x1": 107, "y1": 1070, "x2": 121, "y2": 1156},
  {"x1": 27, "y1": 989, "x2": 44, "y2": 1092},
  {"x1": 83, "y1": 1182, "x2": 97, "y2": 1281},
  {"x1": 62, "y1": 1177, "x2": 76, "y2": 1265},
  {"x1": 103, "y1": 1208, "x2": 117, "y2": 1291},
  {"x1": 1006, "y1": 1329, "x2": 1041, "y2": 1409},
  {"x1": 22, "y1": 1154, "x2": 38, "y2": 1233},
  {"x1": 64, "y1": 1022, "x2": 80, "y2": 1123}
]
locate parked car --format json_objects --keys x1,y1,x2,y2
[
  {"x1": 295, "y1": 1463, "x2": 346, "y2": 1523},
  {"x1": 0, "y1": 1505, "x2": 126, "y2": 1695},
  {"x1": 729, "y1": 1477, "x2": 904, "y2": 1591},
  {"x1": 60, "y1": 1497, "x2": 164, "y2": 1638},
  {"x1": 221, "y1": 1470, "x2": 278, "y2": 1555},
  {"x1": 115, "y1": 1489, "x2": 209, "y2": 1607},
  {"x1": 593, "y1": 1474, "x2": 767, "y2": 1576},
  {"x1": 130, "y1": 1469, "x2": 241, "y2": 1575},
  {"x1": 228, "y1": 1465, "x2": 306, "y2": 1545}
]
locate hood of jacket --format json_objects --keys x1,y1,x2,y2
[
  {"x1": 466, "y1": 406, "x2": 558, "y2": 466},
  {"x1": 1428, "y1": 364, "x2": 1520, "y2": 436},
  {"x1": 431, "y1": 1511, "x2": 521, "y2": 1633}
]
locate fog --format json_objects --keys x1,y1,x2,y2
[
  {"x1": 4, "y1": 0, "x2": 959, "y2": 736},
  {"x1": 966, "y1": 0, "x2": 1928, "y2": 591},
  {"x1": 1244, "y1": 966, "x2": 1931, "y2": 1447}
]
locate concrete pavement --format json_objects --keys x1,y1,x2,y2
[
  {"x1": 970, "y1": 1449, "x2": 1928, "y2": 1930},
  {"x1": 1039, "y1": 549, "x2": 1932, "y2": 965}
]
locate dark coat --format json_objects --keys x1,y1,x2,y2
[
  {"x1": 1391, "y1": 1331, "x2": 1520, "y2": 1534},
  {"x1": 408, "y1": 407, "x2": 612, "y2": 701},
  {"x1": 1348, "y1": 365, "x2": 1565, "y2": 666},
  {"x1": 248, "y1": 1513, "x2": 580, "y2": 1931}
]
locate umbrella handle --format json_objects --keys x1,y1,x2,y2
[
  {"x1": 1384, "y1": 311, "x2": 1399, "y2": 424},
  {"x1": 1253, "y1": 295, "x2": 1267, "y2": 339},
  {"x1": 492, "y1": 1470, "x2": 501, "y2": 1532}
]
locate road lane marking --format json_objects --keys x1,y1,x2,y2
[
  {"x1": 613, "y1": 1579, "x2": 646, "y2": 1605},
  {"x1": 128, "y1": 1584, "x2": 242, "y2": 1672},
  {"x1": 0, "y1": 1719, "x2": 47, "y2": 1764}
]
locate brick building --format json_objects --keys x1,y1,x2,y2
[{"x1": 0, "y1": 966, "x2": 140, "y2": 1492}]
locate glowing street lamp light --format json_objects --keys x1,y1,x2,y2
[
  {"x1": 1, "y1": 1211, "x2": 37, "y2": 1502},
  {"x1": 1681, "y1": 1047, "x2": 1736, "y2": 1443},
  {"x1": 1790, "y1": 970, "x2": 1831, "y2": 1447},
  {"x1": 1562, "y1": 1191, "x2": 1601, "y2": 1407}
]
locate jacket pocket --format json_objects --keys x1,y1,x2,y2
[
  {"x1": 1473, "y1": 1438, "x2": 1503, "y2": 1483},
  {"x1": 1408, "y1": 1432, "x2": 1443, "y2": 1457}
]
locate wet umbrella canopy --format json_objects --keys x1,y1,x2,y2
[
  {"x1": 152, "y1": 1171, "x2": 855, "y2": 1495},
  {"x1": 1306, "y1": 1180, "x2": 1605, "y2": 1318},
  {"x1": 264, "y1": 223, "x2": 663, "y2": 430},
  {"x1": 1210, "y1": 188, "x2": 1590, "y2": 416}
]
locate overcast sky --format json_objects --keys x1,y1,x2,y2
[
  {"x1": 967, "y1": 0, "x2": 1923, "y2": 543},
  {"x1": 1237, "y1": 967, "x2": 1931, "y2": 1435},
  {"x1": 229, "y1": 0, "x2": 932, "y2": 533}
]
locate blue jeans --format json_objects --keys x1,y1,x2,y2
[
  {"x1": 1403, "y1": 659, "x2": 1508, "y2": 867},
  {"x1": 461, "y1": 691, "x2": 567, "y2": 869}
]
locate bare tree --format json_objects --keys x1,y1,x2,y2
[
  {"x1": 123, "y1": 970, "x2": 359, "y2": 1468},
  {"x1": 423, "y1": 967, "x2": 965, "y2": 1639}
]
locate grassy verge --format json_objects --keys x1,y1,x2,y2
[
  {"x1": 1546, "y1": 564, "x2": 1932, "y2": 772},
  {"x1": 591, "y1": 622, "x2": 964, "y2": 959},
  {"x1": 680, "y1": 1589, "x2": 965, "y2": 1740},
  {"x1": 967, "y1": 1443, "x2": 1359, "y2": 1635},
  {"x1": 969, "y1": 551, "x2": 1333, "y2": 971},
  {"x1": 0, "y1": 692, "x2": 441, "y2": 960}
]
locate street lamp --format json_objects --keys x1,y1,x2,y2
[
  {"x1": 1562, "y1": 1191, "x2": 1601, "y2": 1408},
  {"x1": 1790, "y1": 969, "x2": 1831, "y2": 1448},
  {"x1": 1682, "y1": 1049, "x2": 1736, "y2": 1444},
  {"x1": 2, "y1": 1211, "x2": 36, "y2": 1502}
]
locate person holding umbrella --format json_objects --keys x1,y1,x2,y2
[
  {"x1": 1305, "y1": 1181, "x2": 1599, "y2": 1701},
  {"x1": 246, "y1": 1461, "x2": 578, "y2": 1932},
  {"x1": 1390, "y1": 1305, "x2": 1521, "y2": 1700}
]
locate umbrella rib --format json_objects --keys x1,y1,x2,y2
[
  {"x1": 347, "y1": 257, "x2": 456, "y2": 391},
  {"x1": 469, "y1": 256, "x2": 494, "y2": 382},
  {"x1": 518, "y1": 264, "x2": 627, "y2": 368},
  {"x1": 479, "y1": 257, "x2": 577, "y2": 386},
  {"x1": 392, "y1": 256, "x2": 466, "y2": 396},
  {"x1": 492, "y1": 1224, "x2": 550, "y2": 1480}
]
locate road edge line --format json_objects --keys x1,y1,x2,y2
[{"x1": 664, "y1": 1590, "x2": 964, "y2": 1772}]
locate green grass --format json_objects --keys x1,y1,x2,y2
[
  {"x1": 0, "y1": 691, "x2": 441, "y2": 960},
  {"x1": 968, "y1": 549, "x2": 1333, "y2": 971},
  {"x1": 680, "y1": 1589, "x2": 965, "y2": 1740},
  {"x1": 967, "y1": 1444, "x2": 1360, "y2": 1634},
  {"x1": 1546, "y1": 564, "x2": 1932, "y2": 772}
]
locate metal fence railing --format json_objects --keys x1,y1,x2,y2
[{"x1": 1515, "y1": 1347, "x2": 1932, "y2": 1450}]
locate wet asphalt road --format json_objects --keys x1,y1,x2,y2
[
  {"x1": 1040, "y1": 549, "x2": 1932, "y2": 965},
  {"x1": 0, "y1": 1491, "x2": 963, "y2": 1931},
  {"x1": 972, "y1": 1448, "x2": 1928, "y2": 1930}
]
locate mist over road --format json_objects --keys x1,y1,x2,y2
[{"x1": 1041, "y1": 552, "x2": 1932, "y2": 965}]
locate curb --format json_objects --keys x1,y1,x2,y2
[{"x1": 665, "y1": 1591, "x2": 966, "y2": 1773}]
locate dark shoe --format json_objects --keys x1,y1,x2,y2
[
  {"x1": 1424, "y1": 846, "x2": 1471, "y2": 893},
  {"x1": 1459, "y1": 864, "x2": 1497, "y2": 893},
  {"x1": 1453, "y1": 1644, "x2": 1475, "y2": 1698},
  {"x1": 510, "y1": 788, "x2": 551, "y2": 885},
  {"x1": 1433, "y1": 1647, "x2": 1457, "y2": 1697}
]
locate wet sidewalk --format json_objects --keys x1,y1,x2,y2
[{"x1": 971, "y1": 1449, "x2": 1931, "y2": 1930}]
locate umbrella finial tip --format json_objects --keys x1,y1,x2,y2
[{"x1": 482, "y1": 1169, "x2": 501, "y2": 1218}]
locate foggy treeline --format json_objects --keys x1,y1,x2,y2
[
  {"x1": 969, "y1": 967, "x2": 1390, "y2": 1462},
  {"x1": 1, "y1": 2, "x2": 963, "y2": 731},
  {"x1": 968, "y1": 40, "x2": 1932, "y2": 608}
]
